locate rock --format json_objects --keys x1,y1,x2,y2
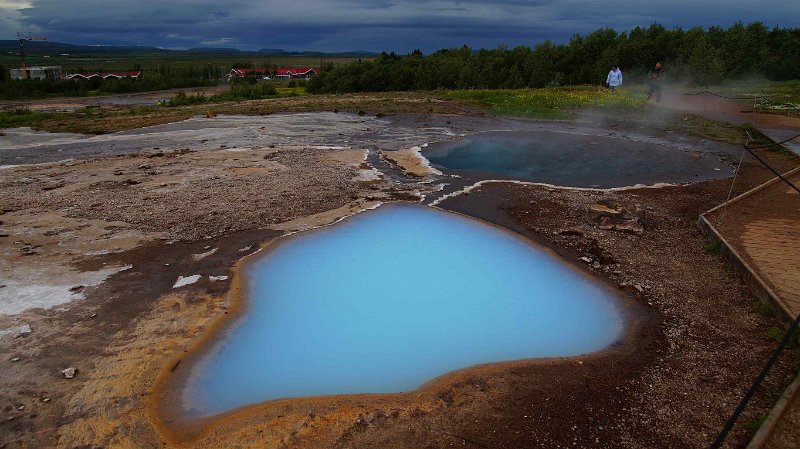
[
  {"x1": 69, "y1": 285, "x2": 84, "y2": 293},
  {"x1": 588, "y1": 199, "x2": 644, "y2": 234},
  {"x1": 10, "y1": 358, "x2": 19, "y2": 362},
  {"x1": 61, "y1": 367, "x2": 77, "y2": 379},
  {"x1": 558, "y1": 228, "x2": 584, "y2": 237},
  {"x1": 173, "y1": 275, "x2": 202, "y2": 288},
  {"x1": 633, "y1": 284, "x2": 644, "y2": 293},
  {"x1": 137, "y1": 163, "x2": 152, "y2": 170},
  {"x1": 42, "y1": 398, "x2": 50, "y2": 403},
  {"x1": 597, "y1": 216, "x2": 644, "y2": 235},
  {"x1": 41, "y1": 182, "x2": 65, "y2": 191},
  {"x1": 586, "y1": 239, "x2": 618, "y2": 265},
  {"x1": 580, "y1": 257, "x2": 593, "y2": 263},
  {"x1": 16, "y1": 324, "x2": 32, "y2": 337},
  {"x1": 20, "y1": 245, "x2": 38, "y2": 255},
  {"x1": 209, "y1": 276, "x2": 229, "y2": 282},
  {"x1": 592, "y1": 262, "x2": 601, "y2": 269},
  {"x1": 590, "y1": 200, "x2": 625, "y2": 216}
]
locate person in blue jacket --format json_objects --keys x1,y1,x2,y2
[{"x1": 606, "y1": 65, "x2": 623, "y2": 92}]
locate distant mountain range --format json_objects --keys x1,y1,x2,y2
[{"x1": 0, "y1": 40, "x2": 377, "y2": 57}]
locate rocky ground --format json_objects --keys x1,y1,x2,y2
[
  {"x1": 436, "y1": 160, "x2": 797, "y2": 448},
  {"x1": 0, "y1": 101, "x2": 798, "y2": 449}
]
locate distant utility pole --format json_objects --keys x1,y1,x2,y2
[{"x1": 17, "y1": 31, "x2": 48, "y2": 77}]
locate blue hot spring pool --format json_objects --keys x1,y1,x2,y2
[
  {"x1": 423, "y1": 130, "x2": 732, "y2": 187},
  {"x1": 184, "y1": 204, "x2": 624, "y2": 416}
]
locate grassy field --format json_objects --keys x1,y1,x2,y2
[
  {"x1": 444, "y1": 86, "x2": 647, "y2": 120},
  {"x1": 754, "y1": 80, "x2": 800, "y2": 116}
]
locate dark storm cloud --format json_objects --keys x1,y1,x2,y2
[{"x1": 2, "y1": 0, "x2": 799, "y2": 52}]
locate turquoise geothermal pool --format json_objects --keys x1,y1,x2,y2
[
  {"x1": 184, "y1": 204, "x2": 624, "y2": 416},
  {"x1": 423, "y1": 130, "x2": 731, "y2": 187}
]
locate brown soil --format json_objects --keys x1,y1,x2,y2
[{"x1": 657, "y1": 92, "x2": 800, "y2": 129}]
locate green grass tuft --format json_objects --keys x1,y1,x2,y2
[
  {"x1": 0, "y1": 108, "x2": 58, "y2": 128},
  {"x1": 742, "y1": 125, "x2": 793, "y2": 155},
  {"x1": 704, "y1": 239, "x2": 721, "y2": 255},
  {"x1": 752, "y1": 301, "x2": 774, "y2": 317},
  {"x1": 744, "y1": 415, "x2": 767, "y2": 432}
]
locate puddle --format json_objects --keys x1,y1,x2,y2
[
  {"x1": 181, "y1": 204, "x2": 624, "y2": 416},
  {"x1": 423, "y1": 130, "x2": 733, "y2": 188}
]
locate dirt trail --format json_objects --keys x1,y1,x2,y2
[{"x1": 656, "y1": 91, "x2": 800, "y2": 128}]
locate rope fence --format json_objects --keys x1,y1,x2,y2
[{"x1": 708, "y1": 132, "x2": 800, "y2": 449}]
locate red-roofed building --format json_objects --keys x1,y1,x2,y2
[
  {"x1": 228, "y1": 67, "x2": 319, "y2": 80},
  {"x1": 66, "y1": 71, "x2": 142, "y2": 80},
  {"x1": 228, "y1": 68, "x2": 270, "y2": 78},
  {"x1": 100, "y1": 71, "x2": 142, "y2": 79}
]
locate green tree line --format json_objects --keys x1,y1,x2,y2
[{"x1": 308, "y1": 22, "x2": 800, "y2": 93}]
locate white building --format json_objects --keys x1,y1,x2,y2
[{"x1": 9, "y1": 66, "x2": 63, "y2": 80}]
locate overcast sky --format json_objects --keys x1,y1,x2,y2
[{"x1": 2, "y1": 0, "x2": 799, "y2": 52}]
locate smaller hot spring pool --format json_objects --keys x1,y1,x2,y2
[
  {"x1": 183, "y1": 204, "x2": 625, "y2": 416},
  {"x1": 423, "y1": 130, "x2": 732, "y2": 188}
]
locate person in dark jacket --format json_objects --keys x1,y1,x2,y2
[{"x1": 647, "y1": 62, "x2": 665, "y2": 102}]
